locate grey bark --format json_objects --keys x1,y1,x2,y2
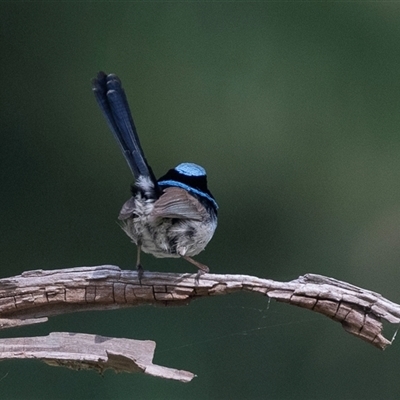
[{"x1": 0, "y1": 265, "x2": 399, "y2": 381}]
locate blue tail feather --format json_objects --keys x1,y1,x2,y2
[{"x1": 92, "y1": 72, "x2": 155, "y2": 182}]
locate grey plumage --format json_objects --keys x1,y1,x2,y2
[{"x1": 119, "y1": 185, "x2": 217, "y2": 259}]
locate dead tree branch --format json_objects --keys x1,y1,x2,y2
[
  {"x1": 0, "y1": 265, "x2": 399, "y2": 380},
  {"x1": 0, "y1": 332, "x2": 194, "y2": 382}
]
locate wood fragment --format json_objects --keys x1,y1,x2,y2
[{"x1": 0, "y1": 332, "x2": 194, "y2": 382}]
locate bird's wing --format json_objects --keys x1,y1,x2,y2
[
  {"x1": 151, "y1": 187, "x2": 206, "y2": 221},
  {"x1": 118, "y1": 197, "x2": 137, "y2": 220}
]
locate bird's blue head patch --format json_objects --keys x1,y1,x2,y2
[{"x1": 175, "y1": 163, "x2": 206, "y2": 177}]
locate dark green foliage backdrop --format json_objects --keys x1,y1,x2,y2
[{"x1": 1, "y1": 3, "x2": 400, "y2": 399}]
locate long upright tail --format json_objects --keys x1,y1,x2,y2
[{"x1": 92, "y1": 72, "x2": 156, "y2": 182}]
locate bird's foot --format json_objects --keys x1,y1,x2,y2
[{"x1": 182, "y1": 256, "x2": 210, "y2": 285}]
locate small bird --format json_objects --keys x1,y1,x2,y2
[{"x1": 92, "y1": 72, "x2": 218, "y2": 275}]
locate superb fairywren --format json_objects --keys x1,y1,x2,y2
[{"x1": 92, "y1": 72, "x2": 218, "y2": 274}]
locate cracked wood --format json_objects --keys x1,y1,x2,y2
[{"x1": 0, "y1": 265, "x2": 399, "y2": 350}]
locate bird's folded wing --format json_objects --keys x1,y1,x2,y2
[
  {"x1": 118, "y1": 197, "x2": 137, "y2": 220},
  {"x1": 151, "y1": 187, "x2": 206, "y2": 220}
]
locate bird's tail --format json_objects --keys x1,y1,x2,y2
[{"x1": 92, "y1": 71, "x2": 156, "y2": 183}]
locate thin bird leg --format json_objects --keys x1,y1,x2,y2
[
  {"x1": 136, "y1": 243, "x2": 144, "y2": 282},
  {"x1": 182, "y1": 255, "x2": 210, "y2": 273}
]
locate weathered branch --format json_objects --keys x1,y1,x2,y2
[
  {"x1": 0, "y1": 265, "x2": 399, "y2": 380},
  {"x1": 0, "y1": 332, "x2": 195, "y2": 382}
]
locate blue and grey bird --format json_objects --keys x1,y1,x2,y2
[{"x1": 92, "y1": 72, "x2": 218, "y2": 275}]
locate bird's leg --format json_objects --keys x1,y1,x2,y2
[
  {"x1": 136, "y1": 242, "x2": 144, "y2": 283},
  {"x1": 182, "y1": 255, "x2": 210, "y2": 274}
]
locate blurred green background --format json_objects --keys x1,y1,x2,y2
[{"x1": 2, "y1": 3, "x2": 400, "y2": 399}]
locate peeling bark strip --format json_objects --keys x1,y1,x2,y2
[
  {"x1": 0, "y1": 266, "x2": 399, "y2": 350},
  {"x1": 0, "y1": 332, "x2": 195, "y2": 382}
]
